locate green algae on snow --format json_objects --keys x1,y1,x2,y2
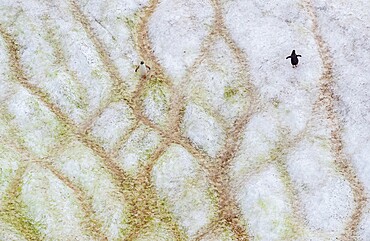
[
  {"x1": 0, "y1": 167, "x2": 43, "y2": 241},
  {"x1": 224, "y1": 86, "x2": 239, "y2": 100}
]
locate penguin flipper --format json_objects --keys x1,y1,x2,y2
[
  {"x1": 146, "y1": 65, "x2": 151, "y2": 70},
  {"x1": 286, "y1": 56, "x2": 291, "y2": 59},
  {"x1": 135, "y1": 66, "x2": 139, "y2": 72},
  {"x1": 297, "y1": 55, "x2": 302, "y2": 57}
]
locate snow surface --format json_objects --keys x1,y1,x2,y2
[
  {"x1": 0, "y1": 0, "x2": 369, "y2": 240},
  {"x1": 90, "y1": 101, "x2": 135, "y2": 150},
  {"x1": 287, "y1": 139, "x2": 353, "y2": 236},
  {"x1": 183, "y1": 103, "x2": 226, "y2": 158},
  {"x1": 149, "y1": 0, "x2": 214, "y2": 83},
  {"x1": 237, "y1": 166, "x2": 296, "y2": 241}
]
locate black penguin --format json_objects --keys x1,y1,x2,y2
[{"x1": 286, "y1": 50, "x2": 302, "y2": 68}]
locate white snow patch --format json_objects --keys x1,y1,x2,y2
[
  {"x1": 223, "y1": 0, "x2": 321, "y2": 135},
  {"x1": 117, "y1": 125, "x2": 161, "y2": 174},
  {"x1": 237, "y1": 166, "x2": 295, "y2": 241},
  {"x1": 231, "y1": 110, "x2": 279, "y2": 179},
  {"x1": 7, "y1": 89, "x2": 63, "y2": 158},
  {"x1": 90, "y1": 101, "x2": 135, "y2": 150},
  {"x1": 183, "y1": 103, "x2": 225, "y2": 158},
  {"x1": 189, "y1": 37, "x2": 251, "y2": 124},
  {"x1": 0, "y1": 1, "x2": 20, "y2": 24},
  {"x1": 149, "y1": 0, "x2": 214, "y2": 83},
  {"x1": 153, "y1": 145, "x2": 213, "y2": 237},
  {"x1": 287, "y1": 139, "x2": 354, "y2": 235}
]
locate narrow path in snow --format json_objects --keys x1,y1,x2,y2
[{"x1": 303, "y1": 1, "x2": 367, "y2": 240}]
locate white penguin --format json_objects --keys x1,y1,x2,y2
[{"x1": 135, "y1": 61, "x2": 151, "y2": 78}]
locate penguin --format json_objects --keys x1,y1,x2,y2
[
  {"x1": 286, "y1": 50, "x2": 302, "y2": 68},
  {"x1": 135, "y1": 61, "x2": 151, "y2": 78}
]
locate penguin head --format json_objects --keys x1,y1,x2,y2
[
  {"x1": 140, "y1": 61, "x2": 144, "y2": 65},
  {"x1": 292, "y1": 50, "x2": 296, "y2": 54}
]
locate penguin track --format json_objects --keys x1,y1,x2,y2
[
  {"x1": 193, "y1": 0, "x2": 255, "y2": 239},
  {"x1": 121, "y1": 0, "x2": 194, "y2": 238},
  {"x1": 124, "y1": 141, "x2": 186, "y2": 241},
  {"x1": 303, "y1": 1, "x2": 367, "y2": 239}
]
